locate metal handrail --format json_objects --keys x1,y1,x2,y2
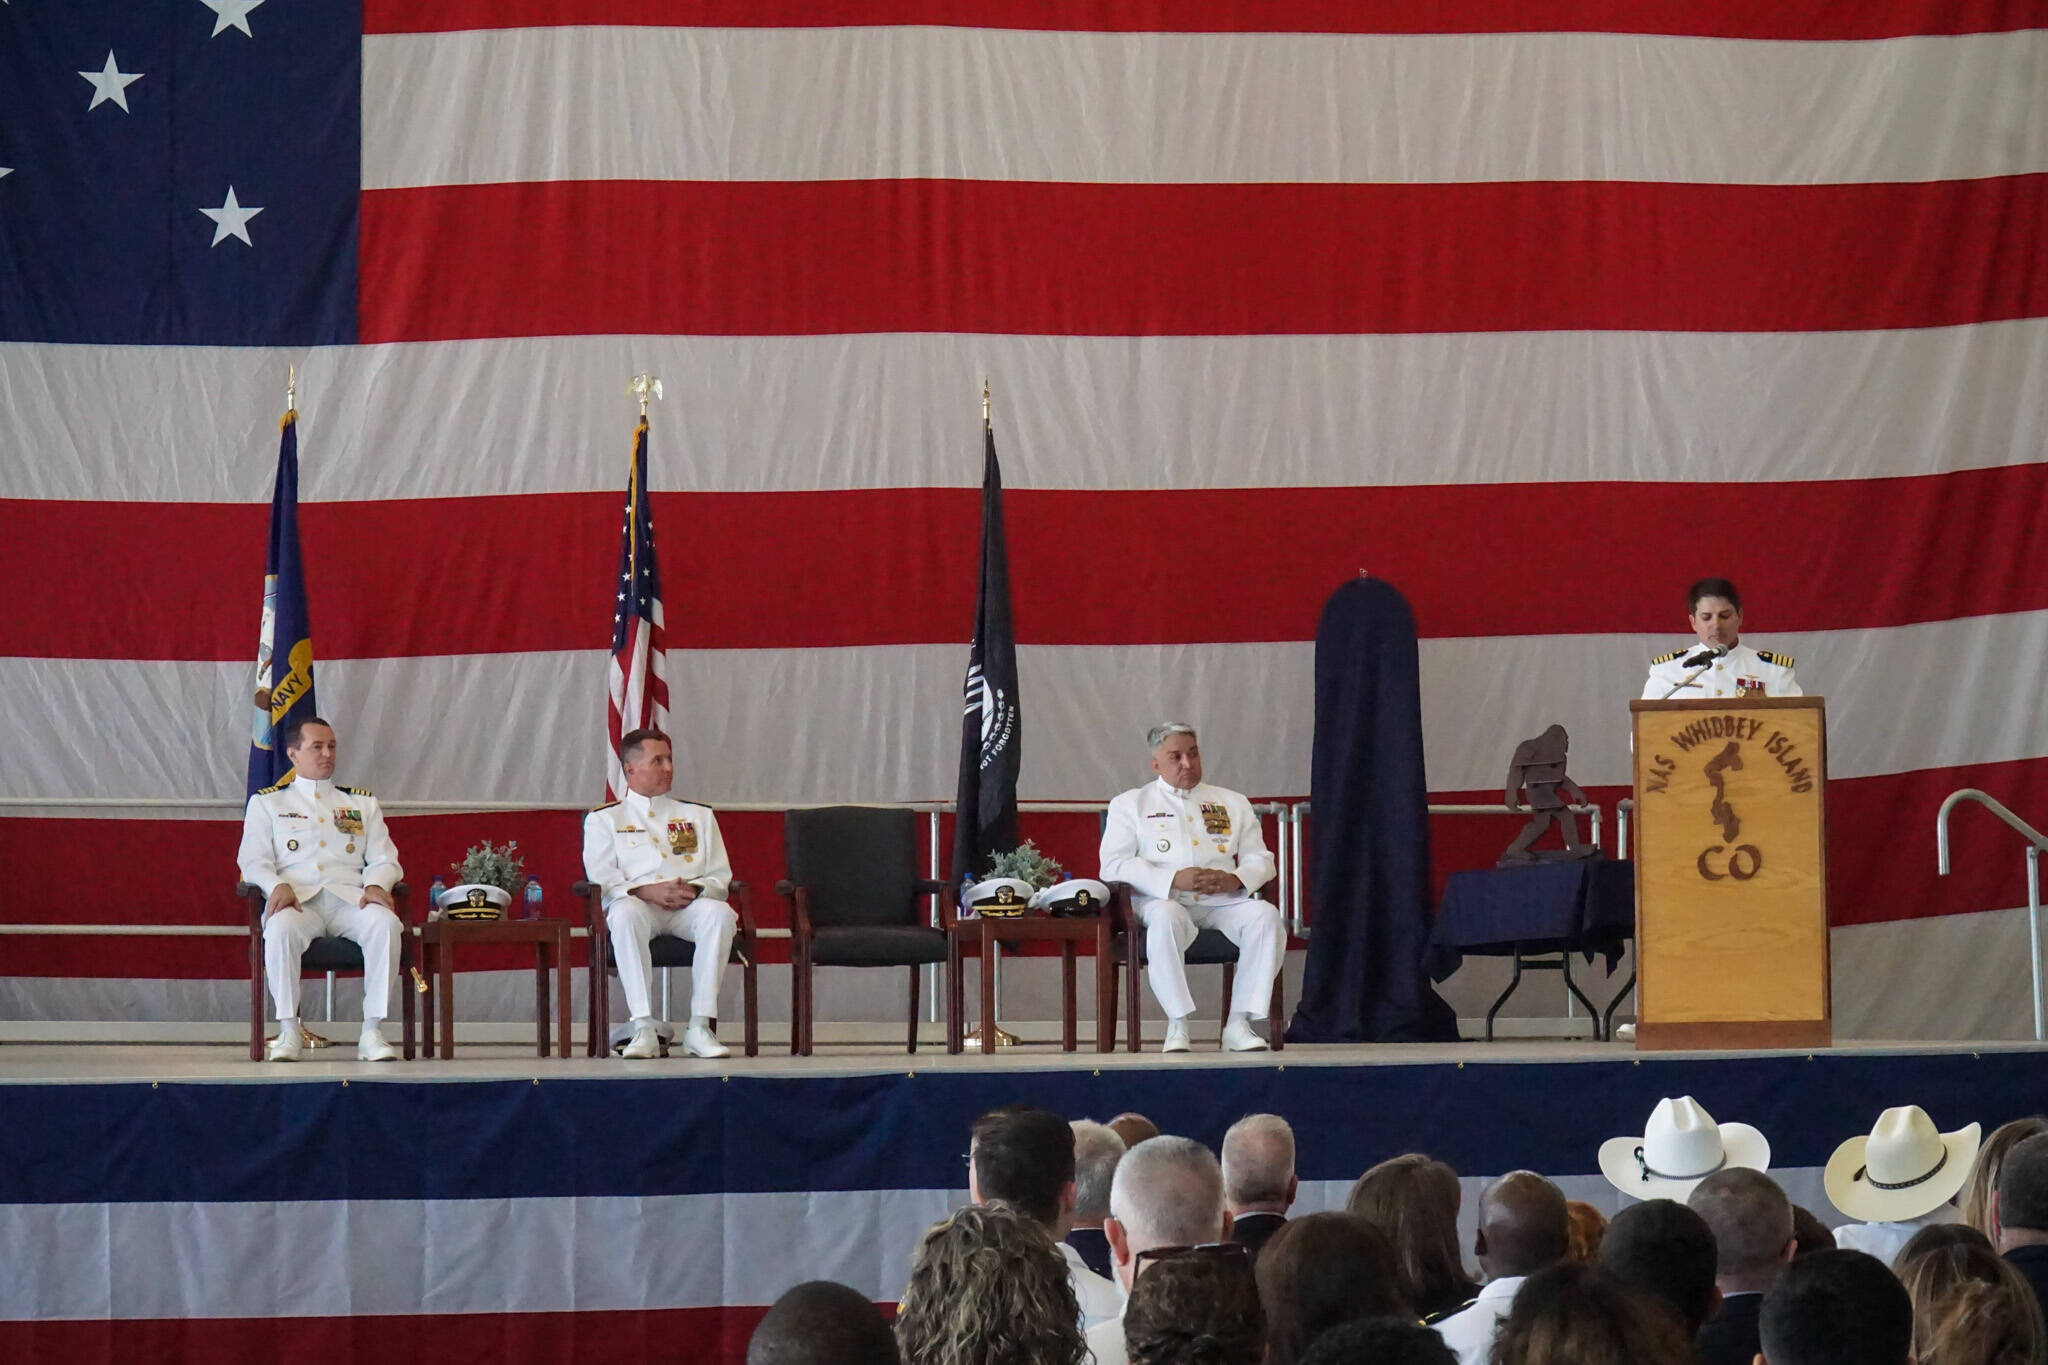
[{"x1": 1937, "y1": 788, "x2": 2048, "y2": 1041}]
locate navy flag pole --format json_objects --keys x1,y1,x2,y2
[
  {"x1": 950, "y1": 380, "x2": 1022, "y2": 883},
  {"x1": 245, "y1": 371, "x2": 317, "y2": 796}
]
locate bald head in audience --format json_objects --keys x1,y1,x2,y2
[
  {"x1": 746, "y1": 1281, "x2": 898, "y2": 1365},
  {"x1": 1222, "y1": 1113, "x2": 1298, "y2": 1217},
  {"x1": 1474, "y1": 1171, "x2": 1571, "y2": 1281},
  {"x1": 1110, "y1": 1112, "x2": 1161, "y2": 1149}
]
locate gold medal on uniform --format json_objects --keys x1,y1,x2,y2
[
  {"x1": 345, "y1": 842, "x2": 356, "y2": 853},
  {"x1": 667, "y1": 819, "x2": 698, "y2": 856},
  {"x1": 334, "y1": 809, "x2": 364, "y2": 835},
  {"x1": 1201, "y1": 803, "x2": 1231, "y2": 835}
]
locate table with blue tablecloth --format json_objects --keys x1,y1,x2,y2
[{"x1": 1428, "y1": 859, "x2": 1636, "y2": 1040}]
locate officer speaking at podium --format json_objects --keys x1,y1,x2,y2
[{"x1": 1643, "y1": 577, "x2": 1803, "y2": 701}]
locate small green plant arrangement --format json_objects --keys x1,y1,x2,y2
[
  {"x1": 452, "y1": 840, "x2": 528, "y2": 897},
  {"x1": 982, "y1": 840, "x2": 1064, "y2": 891}
]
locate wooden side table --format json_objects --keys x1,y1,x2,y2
[
  {"x1": 947, "y1": 913, "x2": 1114, "y2": 1055},
  {"x1": 418, "y1": 917, "x2": 574, "y2": 1060}
]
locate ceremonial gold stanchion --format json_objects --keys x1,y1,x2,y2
[{"x1": 960, "y1": 377, "x2": 1019, "y2": 1052}]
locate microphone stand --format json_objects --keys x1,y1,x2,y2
[{"x1": 1661, "y1": 647, "x2": 1729, "y2": 699}]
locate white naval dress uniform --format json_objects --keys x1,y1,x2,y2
[
  {"x1": 1099, "y1": 778, "x2": 1283, "y2": 1020},
  {"x1": 582, "y1": 791, "x2": 739, "y2": 1023},
  {"x1": 1641, "y1": 642, "x2": 1802, "y2": 701},
  {"x1": 237, "y1": 776, "x2": 404, "y2": 1023}
]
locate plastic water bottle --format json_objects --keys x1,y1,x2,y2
[
  {"x1": 429, "y1": 876, "x2": 447, "y2": 921},
  {"x1": 524, "y1": 877, "x2": 544, "y2": 921}
]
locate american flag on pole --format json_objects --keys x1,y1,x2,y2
[{"x1": 606, "y1": 413, "x2": 669, "y2": 800}]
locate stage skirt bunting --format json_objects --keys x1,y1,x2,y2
[
  {"x1": 4, "y1": 1050, "x2": 2048, "y2": 1362},
  {"x1": 3, "y1": 4, "x2": 2044, "y2": 993}
]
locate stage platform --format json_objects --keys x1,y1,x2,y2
[{"x1": 3, "y1": 1038, "x2": 2044, "y2": 1365}]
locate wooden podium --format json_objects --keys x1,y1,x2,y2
[{"x1": 1630, "y1": 697, "x2": 1831, "y2": 1049}]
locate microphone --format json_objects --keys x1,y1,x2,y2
[{"x1": 1664, "y1": 645, "x2": 1729, "y2": 699}]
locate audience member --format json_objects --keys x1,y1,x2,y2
[
  {"x1": 1111, "y1": 1113, "x2": 1161, "y2": 1149},
  {"x1": 1070, "y1": 1119, "x2": 1128, "y2": 1280},
  {"x1": 1348, "y1": 1154, "x2": 1480, "y2": 1322},
  {"x1": 1689, "y1": 1167, "x2": 1796, "y2": 1365},
  {"x1": 968, "y1": 1106, "x2": 1123, "y2": 1330},
  {"x1": 1899, "y1": 1233, "x2": 2048, "y2": 1365},
  {"x1": 1296, "y1": 1318, "x2": 1458, "y2": 1365},
  {"x1": 1968, "y1": 1118, "x2": 2048, "y2": 1240},
  {"x1": 1827, "y1": 1105, "x2": 1980, "y2": 1265},
  {"x1": 748, "y1": 1281, "x2": 900, "y2": 1365},
  {"x1": 1598, "y1": 1197, "x2": 1720, "y2": 1336},
  {"x1": 897, "y1": 1203, "x2": 1086, "y2": 1365},
  {"x1": 1257, "y1": 1212, "x2": 1409, "y2": 1365},
  {"x1": 1996, "y1": 1132, "x2": 2048, "y2": 1321},
  {"x1": 1564, "y1": 1201, "x2": 1607, "y2": 1264},
  {"x1": 1090, "y1": 1136, "x2": 1231, "y2": 1365},
  {"x1": 1222, "y1": 1114, "x2": 1297, "y2": 1262},
  {"x1": 1757, "y1": 1249, "x2": 1913, "y2": 1365},
  {"x1": 1488, "y1": 1262, "x2": 1696, "y2": 1365},
  {"x1": 1790, "y1": 1205, "x2": 1835, "y2": 1257},
  {"x1": 1122, "y1": 1243, "x2": 1264, "y2": 1365},
  {"x1": 1432, "y1": 1171, "x2": 1570, "y2": 1365}
]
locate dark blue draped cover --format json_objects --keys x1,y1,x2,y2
[{"x1": 1287, "y1": 577, "x2": 1459, "y2": 1043}]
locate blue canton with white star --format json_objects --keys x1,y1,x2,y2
[{"x1": 0, "y1": 0, "x2": 360, "y2": 344}]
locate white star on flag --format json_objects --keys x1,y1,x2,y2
[
  {"x1": 0, "y1": 168, "x2": 12, "y2": 180},
  {"x1": 79, "y1": 53, "x2": 144, "y2": 112},
  {"x1": 200, "y1": 187, "x2": 263, "y2": 246},
  {"x1": 200, "y1": 0, "x2": 265, "y2": 37}
]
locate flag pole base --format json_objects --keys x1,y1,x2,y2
[{"x1": 961, "y1": 1024, "x2": 1019, "y2": 1049}]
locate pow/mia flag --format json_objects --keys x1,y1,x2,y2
[{"x1": 951, "y1": 416, "x2": 1021, "y2": 884}]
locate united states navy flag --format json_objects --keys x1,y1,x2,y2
[
  {"x1": 245, "y1": 408, "x2": 317, "y2": 796},
  {"x1": 950, "y1": 410, "x2": 1021, "y2": 883}
]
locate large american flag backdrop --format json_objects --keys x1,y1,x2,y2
[{"x1": 1, "y1": 0, "x2": 2046, "y2": 1353}]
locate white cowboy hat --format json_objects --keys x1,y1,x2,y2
[
  {"x1": 1825, "y1": 1106, "x2": 1980, "y2": 1223},
  {"x1": 1598, "y1": 1096, "x2": 1772, "y2": 1200}
]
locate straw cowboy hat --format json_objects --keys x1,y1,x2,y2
[
  {"x1": 1825, "y1": 1106, "x2": 1981, "y2": 1223},
  {"x1": 1599, "y1": 1096, "x2": 1772, "y2": 1200}
]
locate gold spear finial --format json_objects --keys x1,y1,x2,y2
[
  {"x1": 287, "y1": 364, "x2": 296, "y2": 413},
  {"x1": 982, "y1": 376, "x2": 990, "y2": 425},
  {"x1": 628, "y1": 373, "x2": 663, "y2": 417}
]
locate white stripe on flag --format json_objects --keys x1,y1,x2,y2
[{"x1": 362, "y1": 28, "x2": 2048, "y2": 189}]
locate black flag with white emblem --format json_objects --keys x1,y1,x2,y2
[{"x1": 951, "y1": 416, "x2": 1021, "y2": 884}]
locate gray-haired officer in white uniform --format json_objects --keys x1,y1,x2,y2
[
  {"x1": 238, "y1": 716, "x2": 404, "y2": 1062},
  {"x1": 582, "y1": 728, "x2": 737, "y2": 1060},
  {"x1": 1643, "y1": 577, "x2": 1802, "y2": 701},
  {"x1": 1099, "y1": 723, "x2": 1283, "y2": 1053}
]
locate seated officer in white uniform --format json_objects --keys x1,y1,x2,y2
[
  {"x1": 1643, "y1": 577, "x2": 1802, "y2": 701},
  {"x1": 582, "y1": 728, "x2": 738, "y2": 1060},
  {"x1": 1099, "y1": 722, "x2": 1283, "y2": 1053},
  {"x1": 238, "y1": 716, "x2": 404, "y2": 1062}
]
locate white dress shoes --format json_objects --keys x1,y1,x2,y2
[
  {"x1": 620, "y1": 1021, "x2": 664, "y2": 1059},
  {"x1": 356, "y1": 1023, "x2": 400, "y2": 1062},
  {"x1": 1161, "y1": 1017, "x2": 1192, "y2": 1053},
  {"x1": 681, "y1": 1023, "x2": 730, "y2": 1059},
  {"x1": 1221, "y1": 1016, "x2": 1270, "y2": 1052},
  {"x1": 266, "y1": 1021, "x2": 304, "y2": 1062}
]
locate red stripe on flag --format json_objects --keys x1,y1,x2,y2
[
  {"x1": 0, "y1": 1304, "x2": 774, "y2": 1365},
  {"x1": 358, "y1": 177, "x2": 2048, "y2": 343},
  {"x1": 4, "y1": 467, "x2": 2046, "y2": 659},
  {"x1": 362, "y1": 0, "x2": 2048, "y2": 39},
  {"x1": 3, "y1": 759, "x2": 2041, "y2": 977}
]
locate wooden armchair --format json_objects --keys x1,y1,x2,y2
[{"x1": 778, "y1": 806, "x2": 959, "y2": 1055}]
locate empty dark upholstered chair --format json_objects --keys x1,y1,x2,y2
[
  {"x1": 779, "y1": 806, "x2": 959, "y2": 1055},
  {"x1": 240, "y1": 881, "x2": 417, "y2": 1061}
]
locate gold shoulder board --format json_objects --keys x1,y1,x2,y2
[{"x1": 1651, "y1": 651, "x2": 1681, "y2": 666}]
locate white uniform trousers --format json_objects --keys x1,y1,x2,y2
[
  {"x1": 1132, "y1": 893, "x2": 1284, "y2": 1020},
  {"x1": 606, "y1": 895, "x2": 739, "y2": 1022},
  {"x1": 262, "y1": 889, "x2": 402, "y2": 1023}
]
